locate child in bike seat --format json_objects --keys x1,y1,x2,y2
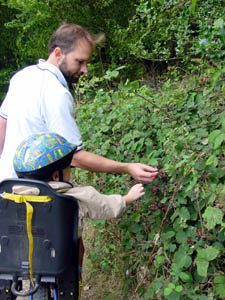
[
  {"x1": 12, "y1": 132, "x2": 145, "y2": 292},
  {"x1": 13, "y1": 133, "x2": 145, "y2": 235}
]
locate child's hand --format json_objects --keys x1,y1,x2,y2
[{"x1": 124, "y1": 184, "x2": 145, "y2": 205}]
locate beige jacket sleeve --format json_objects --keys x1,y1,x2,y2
[
  {"x1": 64, "y1": 186, "x2": 126, "y2": 220},
  {"x1": 12, "y1": 182, "x2": 126, "y2": 238},
  {"x1": 11, "y1": 182, "x2": 126, "y2": 219}
]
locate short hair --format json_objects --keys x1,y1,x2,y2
[{"x1": 48, "y1": 24, "x2": 105, "y2": 54}]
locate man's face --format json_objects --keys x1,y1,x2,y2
[{"x1": 59, "y1": 38, "x2": 92, "y2": 83}]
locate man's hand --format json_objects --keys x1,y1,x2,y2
[{"x1": 127, "y1": 163, "x2": 158, "y2": 184}]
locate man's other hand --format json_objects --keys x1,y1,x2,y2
[{"x1": 127, "y1": 163, "x2": 158, "y2": 184}]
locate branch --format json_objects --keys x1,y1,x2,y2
[{"x1": 134, "y1": 92, "x2": 173, "y2": 121}]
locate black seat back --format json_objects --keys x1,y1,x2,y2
[{"x1": 0, "y1": 178, "x2": 78, "y2": 277}]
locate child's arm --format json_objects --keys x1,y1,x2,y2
[{"x1": 123, "y1": 184, "x2": 145, "y2": 205}]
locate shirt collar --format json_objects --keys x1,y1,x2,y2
[{"x1": 37, "y1": 59, "x2": 69, "y2": 89}]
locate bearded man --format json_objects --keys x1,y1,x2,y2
[{"x1": 0, "y1": 24, "x2": 158, "y2": 182}]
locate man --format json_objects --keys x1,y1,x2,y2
[{"x1": 0, "y1": 24, "x2": 158, "y2": 182}]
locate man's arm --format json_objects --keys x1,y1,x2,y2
[
  {"x1": 71, "y1": 150, "x2": 158, "y2": 184},
  {"x1": 0, "y1": 116, "x2": 7, "y2": 156}
]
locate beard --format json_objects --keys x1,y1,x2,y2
[{"x1": 59, "y1": 59, "x2": 83, "y2": 84}]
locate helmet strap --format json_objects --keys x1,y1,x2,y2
[{"x1": 59, "y1": 169, "x2": 64, "y2": 182}]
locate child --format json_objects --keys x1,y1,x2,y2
[
  {"x1": 13, "y1": 133, "x2": 145, "y2": 233},
  {"x1": 13, "y1": 132, "x2": 145, "y2": 295}
]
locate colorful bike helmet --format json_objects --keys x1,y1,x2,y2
[{"x1": 13, "y1": 133, "x2": 77, "y2": 181}]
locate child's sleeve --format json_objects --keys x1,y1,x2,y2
[{"x1": 66, "y1": 186, "x2": 126, "y2": 220}]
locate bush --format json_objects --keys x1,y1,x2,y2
[
  {"x1": 112, "y1": 1, "x2": 225, "y2": 70},
  {"x1": 74, "y1": 62, "x2": 225, "y2": 299},
  {"x1": 1, "y1": 0, "x2": 224, "y2": 81}
]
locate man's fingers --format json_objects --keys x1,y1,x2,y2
[
  {"x1": 139, "y1": 171, "x2": 159, "y2": 179},
  {"x1": 136, "y1": 172, "x2": 159, "y2": 184},
  {"x1": 142, "y1": 165, "x2": 158, "y2": 172},
  {"x1": 128, "y1": 163, "x2": 159, "y2": 184}
]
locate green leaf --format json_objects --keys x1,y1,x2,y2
[
  {"x1": 190, "y1": 0, "x2": 198, "y2": 14},
  {"x1": 214, "y1": 276, "x2": 225, "y2": 298},
  {"x1": 175, "y1": 141, "x2": 184, "y2": 152},
  {"x1": 201, "y1": 138, "x2": 208, "y2": 145},
  {"x1": 180, "y1": 207, "x2": 190, "y2": 220},
  {"x1": 196, "y1": 247, "x2": 219, "y2": 277},
  {"x1": 221, "y1": 115, "x2": 225, "y2": 132},
  {"x1": 175, "y1": 285, "x2": 183, "y2": 292},
  {"x1": 144, "y1": 287, "x2": 154, "y2": 298},
  {"x1": 197, "y1": 246, "x2": 219, "y2": 261},
  {"x1": 131, "y1": 81, "x2": 139, "y2": 90},
  {"x1": 157, "y1": 255, "x2": 165, "y2": 265},
  {"x1": 208, "y1": 130, "x2": 221, "y2": 144},
  {"x1": 174, "y1": 251, "x2": 192, "y2": 268},
  {"x1": 203, "y1": 206, "x2": 224, "y2": 230},
  {"x1": 164, "y1": 288, "x2": 172, "y2": 296},
  {"x1": 214, "y1": 133, "x2": 225, "y2": 149},
  {"x1": 169, "y1": 244, "x2": 176, "y2": 252},
  {"x1": 204, "y1": 246, "x2": 219, "y2": 261},
  {"x1": 130, "y1": 223, "x2": 142, "y2": 233},
  {"x1": 196, "y1": 258, "x2": 209, "y2": 277},
  {"x1": 171, "y1": 210, "x2": 179, "y2": 222},
  {"x1": 144, "y1": 278, "x2": 163, "y2": 298},
  {"x1": 111, "y1": 70, "x2": 119, "y2": 77},
  {"x1": 179, "y1": 272, "x2": 191, "y2": 282},
  {"x1": 214, "y1": 18, "x2": 224, "y2": 29},
  {"x1": 205, "y1": 155, "x2": 218, "y2": 167},
  {"x1": 166, "y1": 290, "x2": 181, "y2": 300},
  {"x1": 171, "y1": 263, "x2": 180, "y2": 275},
  {"x1": 130, "y1": 212, "x2": 141, "y2": 222},
  {"x1": 168, "y1": 283, "x2": 175, "y2": 290},
  {"x1": 199, "y1": 296, "x2": 209, "y2": 300},
  {"x1": 176, "y1": 230, "x2": 187, "y2": 244},
  {"x1": 161, "y1": 231, "x2": 175, "y2": 241}
]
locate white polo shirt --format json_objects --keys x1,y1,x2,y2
[{"x1": 0, "y1": 60, "x2": 82, "y2": 180}]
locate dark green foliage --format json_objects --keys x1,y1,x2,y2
[
  {"x1": 113, "y1": 0, "x2": 225, "y2": 63},
  {"x1": 0, "y1": 68, "x2": 15, "y2": 103},
  {"x1": 0, "y1": 3, "x2": 18, "y2": 102},
  {"x1": 74, "y1": 63, "x2": 225, "y2": 299},
  {"x1": 0, "y1": 3, "x2": 18, "y2": 67},
  {"x1": 0, "y1": 0, "x2": 224, "y2": 81}
]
